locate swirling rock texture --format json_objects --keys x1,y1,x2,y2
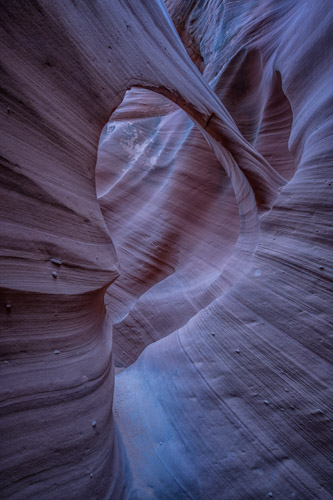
[{"x1": 0, "y1": 0, "x2": 332, "y2": 499}]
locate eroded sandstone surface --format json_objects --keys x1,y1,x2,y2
[{"x1": 1, "y1": 1, "x2": 332, "y2": 498}]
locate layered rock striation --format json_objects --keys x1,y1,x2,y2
[{"x1": 1, "y1": 0, "x2": 332, "y2": 498}]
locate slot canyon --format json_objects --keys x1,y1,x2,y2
[{"x1": 0, "y1": 1, "x2": 332, "y2": 498}]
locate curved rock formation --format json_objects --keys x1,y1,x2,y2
[{"x1": 1, "y1": 0, "x2": 332, "y2": 498}]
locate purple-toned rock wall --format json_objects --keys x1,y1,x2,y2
[{"x1": 1, "y1": 1, "x2": 332, "y2": 498}]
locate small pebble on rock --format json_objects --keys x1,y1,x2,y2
[
  {"x1": 53, "y1": 350, "x2": 60, "y2": 355},
  {"x1": 91, "y1": 420, "x2": 97, "y2": 428},
  {"x1": 50, "y1": 258, "x2": 62, "y2": 266},
  {"x1": 264, "y1": 400, "x2": 270, "y2": 405},
  {"x1": 52, "y1": 271, "x2": 57, "y2": 278}
]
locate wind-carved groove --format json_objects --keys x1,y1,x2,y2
[
  {"x1": 96, "y1": 54, "x2": 293, "y2": 370},
  {"x1": 203, "y1": 112, "x2": 215, "y2": 129}
]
